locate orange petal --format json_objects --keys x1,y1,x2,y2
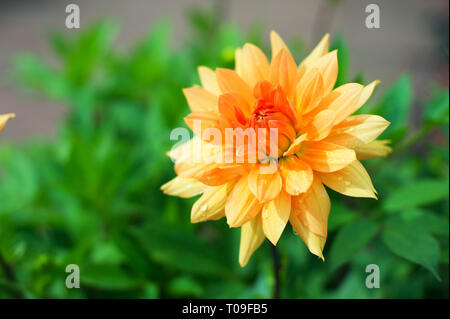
[
  {"x1": 289, "y1": 213, "x2": 326, "y2": 260},
  {"x1": 239, "y1": 215, "x2": 265, "y2": 267},
  {"x1": 218, "y1": 92, "x2": 251, "y2": 124},
  {"x1": 270, "y1": 30, "x2": 291, "y2": 59},
  {"x1": 226, "y1": 175, "x2": 263, "y2": 227},
  {"x1": 298, "y1": 33, "x2": 330, "y2": 79},
  {"x1": 248, "y1": 168, "x2": 282, "y2": 203},
  {"x1": 191, "y1": 180, "x2": 237, "y2": 223},
  {"x1": 270, "y1": 49, "x2": 298, "y2": 100},
  {"x1": 161, "y1": 176, "x2": 207, "y2": 198},
  {"x1": 317, "y1": 160, "x2": 377, "y2": 199},
  {"x1": 305, "y1": 50, "x2": 338, "y2": 96},
  {"x1": 184, "y1": 112, "x2": 222, "y2": 143},
  {"x1": 198, "y1": 66, "x2": 221, "y2": 95},
  {"x1": 325, "y1": 114, "x2": 390, "y2": 149},
  {"x1": 301, "y1": 141, "x2": 356, "y2": 172},
  {"x1": 178, "y1": 163, "x2": 243, "y2": 187},
  {"x1": 236, "y1": 43, "x2": 270, "y2": 88},
  {"x1": 295, "y1": 68, "x2": 325, "y2": 114},
  {"x1": 291, "y1": 175, "x2": 330, "y2": 237},
  {"x1": 216, "y1": 68, "x2": 254, "y2": 106},
  {"x1": 355, "y1": 140, "x2": 392, "y2": 160},
  {"x1": 283, "y1": 133, "x2": 307, "y2": 156},
  {"x1": 280, "y1": 156, "x2": 314, "y2": 196},
  {"x1": 262, "y1": 190, "x2": 291, "y2": 245},
  {"x1": 0, "y1": 113, "x2": 15, "y2": 131},
  {"x1": 305, "y1": 109, "x2": 337, "y2": 141},
  {"x1": 183, "y1": 87, "x2": 218, "y2": 113}
]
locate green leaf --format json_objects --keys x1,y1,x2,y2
[
  {"x1": 424, "y1": 87, "x2": 449, "y2": 127},
  {"x1": 12, "y1": 54, "x2": 70, "y2": 100},
  {"x1": 113, "y1": 232, "x2": 156, "y2": 278},
  {"x1": 329, "y1": 219, "x2": 379, "y2": 269},
  {"x1": 82, "y1": 264, "x2": 142, "y2": 291},
  {"x1": 386, "y1": 209, "x2": 449, "y2": 236},
  {"x1": 327, "y1": 202, "x2": 358, "y2": 232},
  {"x1": 382, "y1": 225, "x2": 441, "y2": 280},
  {"x1": 168, "y1": 276, "x2": 204, "y2": 297},
  {"x1": 133, "y1": 222, "x2": 231, "y2": 278},
  {"x1": 383, "y1": 179, "x2": 449, "y2": 212},
  {"x1": 372, "y1": 74, "x2": 413, "y2": 142}
]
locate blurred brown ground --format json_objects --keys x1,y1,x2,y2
[{"x1": 0, "y1": 0, "x2": 448, "y2": 140}]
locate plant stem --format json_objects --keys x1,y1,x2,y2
[{"x1": 270, "y1": 244, "x2": 281, "y2": 299}]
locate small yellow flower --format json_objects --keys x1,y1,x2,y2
[
  {"x1": 162, "y1": 32, "x2": 391, "y2": 266},
  {"x1": 0, "y1": 113, "x2": 15, "y2": 132}
]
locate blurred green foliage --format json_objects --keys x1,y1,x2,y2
[{"x1": 0, "y1": 7, "x2": 448, "y2": 298}]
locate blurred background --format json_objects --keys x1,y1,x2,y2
[{"x1": 0, "y1": 0, "x2": 448, "y2": 298}]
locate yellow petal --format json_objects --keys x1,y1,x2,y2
[
  {"x1": 291, "y1": 175, "x2": 330, "y2": 238},
  {"x1": 304, "y1": 50, "x2": 338, "y2": 96},
  {"x1": 262, "y1": 190, "x2": 291, "y2": 245},
  {"x1": 283, "y1": 133, "x2": 307, "y2": 157},
  {"x1": 225, "y1": 175, "x2": 263, "y2": 227},
  {"x1": 295, "y1": 68, "x2": 325, "y2": 114},
  {"x1": 317, "y1": 160, "x2": 377, "y2": 198},
  {"x1": 298, "y1": 33, "x2": 330, "y2": 79},
  {"x1": 305, "y1": 109, "x2": 337, "y2": 141},
  {"x1": 356, "y1": 80, "x2": 380, "y2": 110},
  {"x1": 183, "y1": 86, "x2": 218, "y2": 113},
  {"x1": 173, "y1": 141, "x2": 241, "y2": 186},
  {"x1": 191, "y1": 181, "x2": 236, "y2": 223},
  {"x1": 270, "y1": 30, "x2": 290, "y2": 59},
  {"x1": 161, "y1": 177, "x2": 207, "y2": 198},
  {"x1": 248, "y1": 168, "x2": 282, "y2": 203},
  {"x1": 216, "y1": 68, "x2": 254, "y2": 106},
  {"x1": 301, "y1": 141, "x2": 356, "y2": 173},
  {"x1": 0, "y1": 113, "x2": 15, "y2": 131},
  {"x1": 237, "y1": 43, "x2": 270, "y2": 88},
  {"x1": 327, "y1": 83, "x2": 364, "y2": 125},
  {"x1": 355, "y1": 140, "x2": 392, "y2": 160},
  {"x1": 239, "y1": 215, "x2": 265, "y2": 267},
  {"x1": 325, "y1": 114, "x2": 390, "y2": 149},
  {"x1": 198, "y1": 66, "x2": 221, "y2": 95},
  {"x1": 270, "y1": 49, "x2": 298, "y2": 99},
  {"x1": 280, "y1": 156, "x2": 313, "y2": 196},
  {"x1": 168, "y1": 136, "x2": 207, "y2": 164},
  {"x1": 289, "y1": 213, "x2": 326, "y2": 260}
]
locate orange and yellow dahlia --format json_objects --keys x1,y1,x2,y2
[
  {"x1": 0, "y1": 113, "x2": 14, "y2": 132},
  {"x1": 162, "y1": 31, "x2": 391, "y2": 266}
]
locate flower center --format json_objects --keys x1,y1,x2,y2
[{"x1": 247, "y1": 81, "x2": 299, "y2": 157}]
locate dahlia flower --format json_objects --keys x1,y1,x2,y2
[
  {"x1": 0, "y1": 113, "x2": 14, "y2": 132},
  {"x1": 162, "y1": 32, "x2": 391, "y2": 266}
]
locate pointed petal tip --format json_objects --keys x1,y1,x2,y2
[
  {"x1": 319, "y1": 33, "x2": 330, "y2": 45},
  {"x1": 190, "y1": 216, "x2": 205, "y2": 224},
  {"x1": 239, "y1": 258, "x2": 248, "y2": 267},
  {"x1": 226, "y1": 217, "x2": 240, "y2": 228},
  {"x1": 267, "y1": 236, "x2": 280, "y2": 246}
]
